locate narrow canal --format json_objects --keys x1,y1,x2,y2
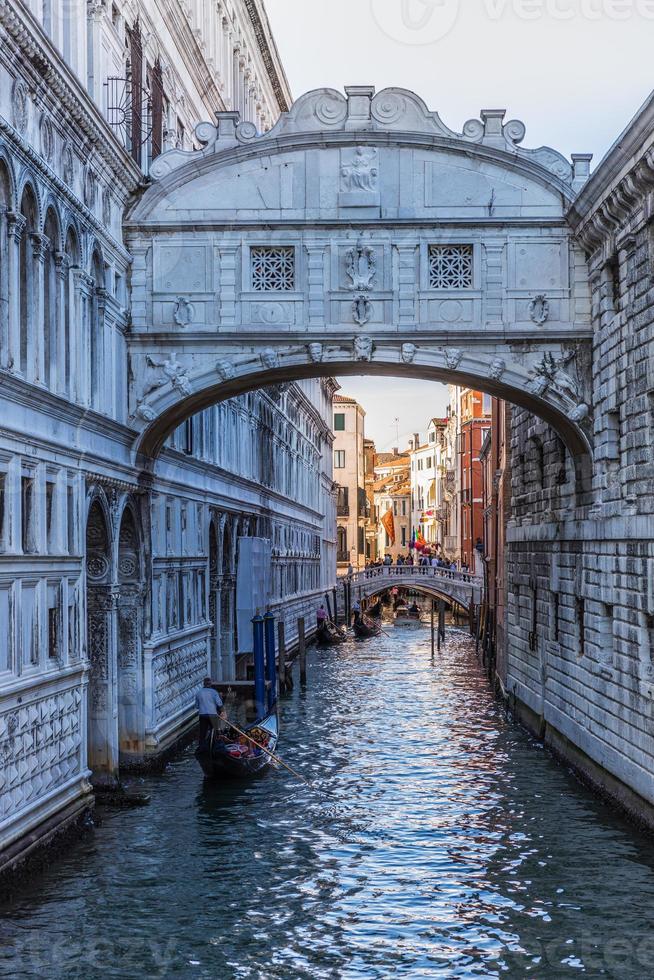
[{"x1": 3, "y1": 628, "x2": 654, "y2": 978}]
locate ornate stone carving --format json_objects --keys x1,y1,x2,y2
[
  {"x1": 135, "y1": 399, "x2": 157, "y2": 422},
  {"x1": 528, "y1": 349, "x2": 580, "y2": 402},
  {"x1": 146, "y1": 352, "x2": 192, "y2": 396},
  {"x1": 11, "y1": 79, "x2": 28, "y2": 133},
  {"x1": 569, "y1": 403, "x2": 590, "y2": 423},
  {"x1": 401, "y1": 343, "x2": 417, "y2": 364},
  {"x1": 40, "y1": 114, "x2": 54, "y2": 164},
  {"x1": 153, "y1": 640, "x2": 208, "y2": 724},
  {"x1": 87, "y1": 555, "x2": 110, "y2": 581},
  {"x1": 307, "y1": 342, "x2": 324, "y2": 363},
  {"x1": 352, "y1": 294, "x2": 372, "y2": 326},
  {"x1": 345, "y1": 238, "x2": 376, "y2": 291},
  {"x1": 488, "y1": 358, "x2": 506, "y2": 381},
  {"x1": 341, "y1": 147, "x2": 378, "y2": 193},
  {"x1": 102, "y1": 188, "x2": 112, "y2": 227},
  {"x1": 353, "y1": 336, "x2": 374, "y2": 361},
  {"x1": 0, "y1": 686, "x2": 83, "y2": 809},
  {"x1": 173, "y1": 296, "x2": 195, "y2": 327},
  {"x1": 83, "y1": 166, "x2": 96, "y2": 208},
  {"x1": 529, "y1": 294, "x2": 550, "y2": 325},
  {"x1": 260, "y1": 348, "x2": 279, "y2": 370},
  {"x1": 443, "y1": 348, "x2": 464, "y2": 371},
  {"x1": 216, "y1": 359, "x2": 235, "y2": 382},
  {"x1": 62, "y1": 143, "x2": 74, "y2": 186}
]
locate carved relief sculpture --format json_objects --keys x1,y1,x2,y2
[
  {"x1": 529, "y1": 294, "x2": 550, "y2": 325},
  {"x1": 444, "y1": 348, "x2": 464, "y2": 371},
  {"x1": 353, "y1": 336, "x2": 374, "y2": 361},
  {"x1": 345, "y1": 237, "x2": 377, "y2": 291},
  {"x1": 307, "y1": 342, "x2": 324, "y2": 363},
  {"x1": 488, "y1": 358, "x2": 506, "y2": 381},
  {"x1": 260, "y1": 348, "x2": 279, "y2": 370},
  {"x1": 146, "y1": 352, "x2": 192, "y2": 397},
  {"x1": 173, "y1": 297, "x2": 195, "y2": 327},
  {"x1": 401, "y1": 343, "x2": 417, "y2": 364},
  {"x1": 352, "y1": 295, "x2": 372, "y2": 326},
  {"x1": 216, "y1": 359, "x2": 236, "y2": 381}
]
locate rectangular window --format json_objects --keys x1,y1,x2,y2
[
  {"x1": 598, "y1": 603, "x2": 614, "y2": 666},
  {"x1": 429, "y1": 432, "x2": 435, "y2": 443},
  {"x1": 0, "y1": 474, "x2": 5, "y2": 552},
  {"x1": 251, "y1": 246, "x2": 295, "y2": 291},
  {"x1": 67, "y1": 485, "x2": 76, "y2": 555},
  {"x1": 401, "y1": 527, "x2": 407, "y2": 547},
  {"x1": 334, "y1": 450, "x2": 345, "y2": 469},
  {"x1": 21, "y1": 477, "x2": 34, "y2": 554},
  {"x1": 428, "y1": 244, "x2": 473, "y2": 289},
  {"x1": 552, "y1": 593, "x2": 560, "y2": 642},
  {"x1": 46, "y1": 482, "x2": 55, "y2": 548},
  {"x1": 482, "y1": 393, "x2": 492, "y2": 414},
  {"x1": 334, "y1": 413, "x2": 345, "y2": 431},
  {"x1": 48, "y1": 606, "x2": 59, "y2": 660}
]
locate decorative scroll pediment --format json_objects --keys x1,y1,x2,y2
[{"x1": 147, "y1": 86, "x2": 584, "y2": 190}]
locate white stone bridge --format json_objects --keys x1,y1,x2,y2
[
  {"x1": 124, "y1": 85, "x2": 595, "y2": 490},
  {"x1": 345, "y1": 565, "x2": 484, "y2": 612}
]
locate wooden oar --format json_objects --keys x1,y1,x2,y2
[{"x1": 224, "y1": 719, "x2": 313, "y2": 789}]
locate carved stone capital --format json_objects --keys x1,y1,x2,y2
[{"x1": 6, "y1": 212, "x2": 26, "y2": 243}]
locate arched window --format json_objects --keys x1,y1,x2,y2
[
  {"x1": 43, "y1": 207, "x2": 59, "y2": 390},
  {"x1": 0, "y1": 160, "x2": 10, "y2": 367},
  {"x1": 63, "y1": 226, "x2": 80, "y2": 398},
  {"x1": 19, "y1": 184, "x2": 38, "y2": 378},
  {"x1": 89, "y1": 248, "x2": 104, "y2": 410}
]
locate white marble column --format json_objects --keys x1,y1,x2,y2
[
  {"x1": 30, "y1": 232, "x2": 48, "y2": 385},
  {"x1": 5, "y1": 212, "x2": 25, "y2": 373}
]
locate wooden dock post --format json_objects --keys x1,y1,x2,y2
[
  {"x1": 277, "y1": 620, "x2": 288, "y2": 692},
  {"x1": 298, "y1": 616, "x2": 307, "y2": 687},
  {"x1": 438, "y1": 599, "x2": 446, "y2": 648},
  {"x1": 431, "y1": 600, "x2": 436, "y2": 659},
  {"x1": 332, "y1": 587, "x2": 339, "y2": 626}
]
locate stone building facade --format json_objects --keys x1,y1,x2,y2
[
  {"x1": 332, "y1": 394, "x2": 367, "y2": 572},
  {"x1": 498, "y1": 92, "x2": 654, "y2": 824},
  {"x1": 0, "y1": 0, "x2": 336, "y2": 872}
]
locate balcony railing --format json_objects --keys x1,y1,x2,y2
[
  {"x1": 337, "y1": 551, "x2": 350, "y2": 563},
  {"x1": 337, "y1": 504, "x2": 350, "y2": 517}
]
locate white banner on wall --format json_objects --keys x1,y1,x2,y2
[{"x1": 236, "y1": 537, "x2": 272, "y2": 654}]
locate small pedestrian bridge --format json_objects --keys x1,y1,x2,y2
[{"x1": 345, "y1": 566, "x2": 484, "y2": 611}]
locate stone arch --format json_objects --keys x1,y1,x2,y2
[
  {"x1": 89, "y1": 245, "x2": 105, "y2": 410},
  {"x1": 18, "y1": 181, "x2": 38, "y2": 378},
  {"x1": 116, "y1": 501, "x2": 145, "y2": 761},
  {"x1": 208, "y1": 515, "x2": 221, "y2": 677},
  {"x1": 85, "y1": 494, "x2": 116, "y2": 783},
  {"x1": 0, "y1": 155, "x2": 14, "y2": 366},
  {"x1": 43, "y1": 205, "x2": 60, "y2": 389}
]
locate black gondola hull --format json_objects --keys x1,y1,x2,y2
[{"x1": 195, "y1": 712, "x2": 279, "y2": 779}]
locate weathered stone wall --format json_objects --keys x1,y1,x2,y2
[{"x1": 504, "y1": 97, "x2": 654, "y2": 824}]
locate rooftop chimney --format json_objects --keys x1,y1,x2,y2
[{"x1": 414, "y1": 433, "x2": 420, "y2": 449}]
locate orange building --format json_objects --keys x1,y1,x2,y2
[
  {"x1": 458, "y1": 389, "x2": 492, "y2": 572},
  {"x1": 480, "y1": 399, "x2": 511, "y2": 683}
]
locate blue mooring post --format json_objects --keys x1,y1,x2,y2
[
  {"x1": 264, "y1": 611, "x2": 277, "y2": 712},
  {"x1": 252, "y1": 614, "x2": 266, "y2": 720}
]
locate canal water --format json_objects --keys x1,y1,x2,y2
[{"x1": 2, "y1": 628, "x2": 654, "y2": 978}]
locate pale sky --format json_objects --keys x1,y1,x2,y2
[{"x1": 265, "y1": 0, "x2": 654, "y2": 447}]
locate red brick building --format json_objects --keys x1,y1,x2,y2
[{"x1": 458, "y1": 389, "x2": 492, "y2": 572}]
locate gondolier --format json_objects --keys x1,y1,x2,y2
[{"x1": 196, "y1": 677, "x2": 226, "y2": 743}]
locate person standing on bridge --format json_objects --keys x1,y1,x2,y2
[{"x1": 196, "y1": 678, "x2": 226, "y2": 744}]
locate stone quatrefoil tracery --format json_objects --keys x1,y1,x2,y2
[
  {"x1": 428, "y1": 245, "x2": 474, "y2": 290},
  {"x1": 251, "y1": 246, "x2": 295, "y2": 291}
]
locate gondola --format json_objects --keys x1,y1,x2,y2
[
  {"x1": 195, "y1": 710, "x2": 279, "y2": 779},
  {"x1": 317, "y1": 620, "x2": 348, "y2": 645},
  {"x1": 367, "y1": 599, "x2": 383, "y2": 619},
  {"x1": 352, "y1": 614, "x2": 382, "y2": 639},
  {"x1": 394, "y1": 603, "x2": 423, "y2": 629}
]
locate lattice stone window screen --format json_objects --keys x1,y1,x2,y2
[
  {"x1": 251, "y1": 246, "x2": 295, "y2": 291},
  {"x1": 428, "y1": 245, "x2": 473, "y2": 289}
]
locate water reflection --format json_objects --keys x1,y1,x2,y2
[{"x1": 1, "y1": 629, "x2": 654, "y2": 978}]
